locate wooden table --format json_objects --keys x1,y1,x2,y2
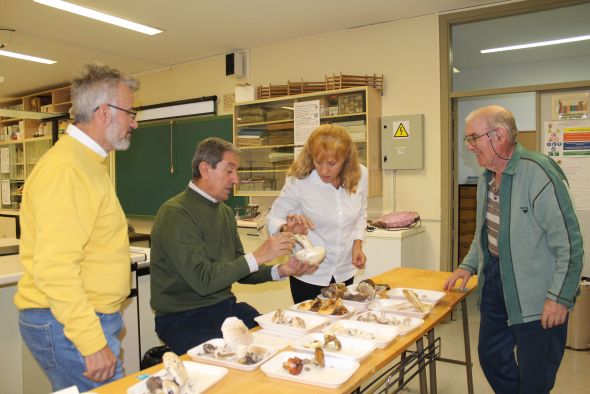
[{"x1": 94, "y1": 268, "x2": 477, "y2": 394}]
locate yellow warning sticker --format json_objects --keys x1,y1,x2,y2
[{"x1": 393, "y1": 121, "x2": 410, "y2": 138}]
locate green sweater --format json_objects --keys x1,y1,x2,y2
[{"x1": 150, "y1": 187, "x2": 273, "y2": 314}]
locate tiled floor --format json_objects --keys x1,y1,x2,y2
[{"x1": 371, "y1": 295, "x2": 590, "y2": 393}]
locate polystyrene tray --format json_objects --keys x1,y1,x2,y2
[
  {"x1": 318, "y1": 283, "x2": 387, "y2": 309},
  {"x1": 291, "y1": 332, "x2": 377, "y2": 361},
  {"x1": 367, "y1": 298, "x2": 434, "y2": 319},
  {"x1": 187, "y1": 338, "x2": 275, "y2": 371},
  {"x1": 127, "y1": 361, "x2": 227, "y2": 394},
  {"x1": 387, "y1": 288, "x2": 446, "y2": 305},
  {"x1": 351, "y1": 310, "x2": 424, "y2": 335},
  {"x1": 290, "y1": 300, "x2": 359, "y2": 321},
  {"x1": 322, "y1": 319, "x2": 399, "y2": 349},
  {"x1": 254, "y1": 309, "x2": 329, "y2": 336},
  {"x1": 260, "y1": 350, "x2": 359, "y2": 389}
]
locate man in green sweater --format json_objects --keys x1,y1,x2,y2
[{"x1": 150, "y1": 137, "x2": 316, "y2": 354}]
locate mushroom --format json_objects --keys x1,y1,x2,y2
[{"x1": 293, "y1": 234, "x2": 326, "y2": 265}]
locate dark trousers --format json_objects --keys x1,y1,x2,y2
[
  {"x1": 478, "y1": 256, "x2": 567, "y2": 394},
  {"x1": 289, "y1": 276, "x2": 354, "y2": 304},
  {"x1": 155, "y1": 296, "x2": 259, "y2": 354}
]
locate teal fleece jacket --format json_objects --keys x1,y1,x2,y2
[
  {"x1": 150, "y1": 187, "x2": 273, "y2": 314},
  {"x1": 460, "y1": 143, "x2": 584, "y2": 325}
]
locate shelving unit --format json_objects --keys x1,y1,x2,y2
[
  {"x1": 0, "y1": 86, "x2": 71, "y2": 212},
  {"x1": 233, "y1": 86, "x2": 382, "y2": 197}
]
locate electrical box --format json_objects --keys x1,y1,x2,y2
[{"x1": 381, "y1": 114, "x2": 423, "y2": 170}]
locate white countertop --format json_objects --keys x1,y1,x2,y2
[
  {"x1": 0, "y1": 247, "x2": 149, "y2": 286},
  {"x1": 365, "y1": 226, "x2": 425, "y2": 239}
]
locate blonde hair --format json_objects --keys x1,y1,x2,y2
[{"x1": 287, "y1": 124, "x2": 361, "y2": 193}]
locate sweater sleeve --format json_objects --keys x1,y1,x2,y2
[
  {"x1": 230, "y1": 210, "x2": 274, "y2": 284},
  {"x1": 28, "y1": 165, "x2": 106, "y2": 356},
  {"x1": 533, "y1": 177, "x2": 583, "y2": 307},
  {"x1": 154, "y1": 204, "x2": 271, "y2": 296}
]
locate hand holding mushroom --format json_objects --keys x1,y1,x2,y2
[
  {"x1": 293, "y1": 234, "x2": 326, "y2": 266},
  {"x1": 283, "y1": 213, "x2": 315, "y2": 235}
]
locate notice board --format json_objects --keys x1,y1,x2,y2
[{"x1": 115, "y1": 114, "x2": 247, "y2": 217}]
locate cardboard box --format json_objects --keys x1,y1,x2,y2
[{"x1": 235, "y1": 86, "x2": 257, "y2": 103}]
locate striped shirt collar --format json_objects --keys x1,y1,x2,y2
[{"x1": 66, "y1": 124, "x2": 108, "y2": 158}]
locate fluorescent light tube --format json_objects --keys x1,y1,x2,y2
[
  {"x1": 481, "y1": 34, "x2": 590, "y2": 53},
  {"x1": 34, "y1": 0, "x2": 163, "y2": 36},
  {"x1": 0, "y1": 49, "x2": 56, "y2": 64}
]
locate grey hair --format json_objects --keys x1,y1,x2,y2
[
  {"x1": 192, "y1": 137, "x2": 239, "y2": 179},
  {"x1": 71, "y1": 63, "x2": 140, "y2": 123},
  {"x1": 466, "y1": 105, "x2": 518, "y2": 143}
]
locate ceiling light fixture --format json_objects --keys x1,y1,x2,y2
[
  {"x1": 33, "y1": 0, "x2": 163, "y2": 35},
  {"x1": 481, "y1": 34, "x2": 590, "y2": 53},
  {"x1": 0, "y1": 49, "x2": 56, "y2": 64}
]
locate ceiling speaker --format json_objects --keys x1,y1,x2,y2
[{"x1": 225, "y1": 52, "x2": 244, "y2": 77}]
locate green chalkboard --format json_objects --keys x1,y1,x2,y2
[{"x1": 115, "y1": 115, "x2": 247, "y2": 218}]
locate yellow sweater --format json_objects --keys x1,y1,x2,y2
[{"x1": 15, "y1": 135, "x2": 130, "y2": 356}]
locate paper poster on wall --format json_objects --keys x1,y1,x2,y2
[
  {"x1": 558, "y1": 158, "x2": 590, "y2": 211},
  {"x1": 0, "y1": 147, "x2": 9, "y2": 174},
  {"x1": 294, "y1": 100, "x2": 320, "y2": 146},
  {"x1": 1, "y1": 180, "x2": 10, "y2": 205},
  {"x1": 543, "y1": 120, "x2": 590, "y2": 211},
  {"x1": 543, "y1": 120, "x2": 590, "y2": 158},
  {"x1": 551, "y1": 92, "x2": 589, "y2": 120}
]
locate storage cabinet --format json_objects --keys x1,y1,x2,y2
[
  {"x1": 233, "y1": 86, "x2": 382, "y2": 197},
  {"x1": 0, "y1": 86, "x2": 71, "y2": 211},
  {"x1": 458, "y1": 184, "x2": 477, "y2": 264}
]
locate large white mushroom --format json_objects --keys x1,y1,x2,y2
[{"x1": 293, "y1": 234, "x2": 326, "y2": 265}]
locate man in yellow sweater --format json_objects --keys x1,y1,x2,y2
[{"x1": 14, "y1": 63, "x2": 139, "y2": 392}]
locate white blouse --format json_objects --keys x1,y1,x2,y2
[{"x1": 268, "y1": 165, "x2": 368, "y2": 286}]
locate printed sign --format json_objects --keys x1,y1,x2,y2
[{"x1": 393, "y1": 121, "x2": 410, "y2": 138}]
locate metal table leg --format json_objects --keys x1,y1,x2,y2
[
  {"x1": 461, "y1": 298, "x2": 474, "y2": 394},
  {"x1": 427, "y1": 329, "x2": 438, "y2": 393},
  {"x1": 415, "y1": 337, "x2": 427, "y2": 394}
]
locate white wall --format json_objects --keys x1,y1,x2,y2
[{"x1": 134, "y1": 14, "x2": 442, "y2": 270}]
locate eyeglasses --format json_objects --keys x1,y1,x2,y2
[
  {"x1": 463, "y1": 128, "x2": 497, "y2": 146},
  {"x1": 94, "y1": 104, "x2": 137, "y2": 120}
]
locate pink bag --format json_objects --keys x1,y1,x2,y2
[{"x1": 368, "y1": 211, "x2": 421, "y2": 229}]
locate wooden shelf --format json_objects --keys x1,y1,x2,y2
[
  {"x1": 233, "y1": 86, "x2": 382, "y2": 197},
  {"x1": 0, "y1": 86, "x2": 64, "y2": 210},
  {"x1": 237, "y1": 144, "x2": 297, "y2": 150},
  {"x1": 237, "y1": 169, "x2": 289, "y2": 173}
]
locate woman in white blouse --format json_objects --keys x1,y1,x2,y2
[{"x1": 268, "y1": 124, "x2": 368, "y2": 303}]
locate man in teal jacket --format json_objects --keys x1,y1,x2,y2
[{"x1": 445, "y1": 105, "x2": 583, "y2": 394}]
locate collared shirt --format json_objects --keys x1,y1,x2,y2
[
  {"x1": 66, "y1": 124, "x2": 108, "y2": 158},
  {"x1": 188, "y1": 181, "x2": 281, "y2": 281},
  {"x1": 268, "y1": 165, "x2": 368, "y2": 286}
]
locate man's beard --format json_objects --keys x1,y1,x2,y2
[{"x1": 106, "y1": 121, "x2": 131, "y2": 151}]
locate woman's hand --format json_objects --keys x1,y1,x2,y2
[
  {"x1": 283, "y1": 213, "x2": 315, "y2": 235},
  {"x1": 352, "y1": 240, "x2": 366, "y2": 269}
]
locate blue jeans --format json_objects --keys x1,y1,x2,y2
[
  {"x1": 478, "y1": 256, "x2": 567, "y2": 394},
  {"x1": 155, "y1": 296, "x2": 259, "y2": 355},
  {"x1": 19, "y1": 308, "x2": 124, "y2": 392}
]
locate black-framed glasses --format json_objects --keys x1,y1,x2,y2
[
  {"x1": 94, "y1": 104, "x2": 137, "y2": 120},
  {"x1": 463, "y1": 128, "x2": 497, "y2": 146}
]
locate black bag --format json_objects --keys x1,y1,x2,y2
[{"x1": 140, "y1": 345, "x2": 170, "y2": 370}]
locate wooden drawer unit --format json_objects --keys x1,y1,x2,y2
[{"x1": 458, "y1": 184, "x2": 477, "y2": 264}]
